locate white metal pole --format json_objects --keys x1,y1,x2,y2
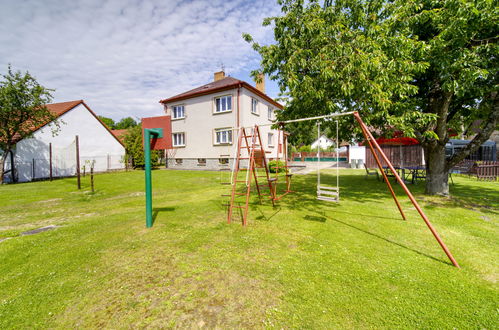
[
  {"x1": 317, "y1": 122, "x2": 321, "y2": 191},
  {"x1": 245, "y1": 111, "x2": 356, "y2": 129},
  {"x1": 336, "y1": 120, "x2": 339, "y2": 194}
]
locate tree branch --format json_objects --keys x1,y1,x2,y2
[
  {"x1": 446, "y1": 91, "x2": 499, "y2": 170},
  {"x1": 469, "y1": 36, "x2": 499, "y2": 47}
]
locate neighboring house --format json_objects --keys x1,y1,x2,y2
[
  {"x1": 311, "y1": 135, "x2": 334, "y2": 150},
  {"x1": 4, "y1": 100, "x2": 126, "y2": 182},
  {"x1": 159, "y1": 71, "x2": 283, "y2": 169}
]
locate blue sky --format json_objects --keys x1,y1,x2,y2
[{"x1": 0, "y1": 0, "x2": 281, "y2": 120}]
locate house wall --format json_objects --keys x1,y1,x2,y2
[
  {"x1": 7, "y1": 104, "x2": 125, "y2": 182},
  {"x1": 163, "y1": 86, "x2": 281, "y2": 170},
  {"x1": 311, "y1": 136, "x2": 334, "y2": 150},
  {"x1": 239, "y1": 88, "x2": 279, "y2": 159}
]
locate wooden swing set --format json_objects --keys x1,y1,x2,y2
[{"x1": 223, "y1": 111, "x2": 460, "y2": 268}]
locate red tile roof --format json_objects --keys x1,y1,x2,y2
[
  {"x1": 111, "y1": 129, "x2": 128, "y2": 141},
  {"x1": 12, "y1": 100, "x2": 124, "y2": 147},
  {"x1": 159, "y1": 76, "x2": 283, "y2": 109}
]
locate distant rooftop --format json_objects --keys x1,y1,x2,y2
[{"x1": 159, "y1": 76, "x2": 282, "y2": 109}]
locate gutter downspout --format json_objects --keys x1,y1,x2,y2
[{"x1": 237, "y1": 84, "x2": 241, "y2": 128}]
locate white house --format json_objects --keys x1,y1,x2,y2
[
  {"x1": 311, "y1": 135, "x2": 334, "y2": 150},
  {"x1": 4, "y1": 100, "x2": 126, "y2": 182},
  {"x1": 159, "y1": 71, "x2": 283, "y2": 169}
]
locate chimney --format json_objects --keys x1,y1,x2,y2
[
  {"x1": 214, "y1": 71, "x2": 225, "y2": 81},
  {"x1": 255, "y1": 73, "x2": 265, "y2": 93}
]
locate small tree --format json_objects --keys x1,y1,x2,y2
[
  {"x1": 122, "y1": 124, "x2": 160, "y2": 168},
  {"x1": 0, "y1": 66, "x2": 57, "y2": 183}
]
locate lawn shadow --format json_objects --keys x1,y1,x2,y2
[
  {"x1": 328, "y1": 217, "x2": 451, "y2": 267},
  {"x1": 254, "y1": 206, "x2": 282, "y2": 222},
  {"x1": 304, "y1": 215, "x2": 327, "y2": 222},
  {"x1": 330, "y1": 209, "x2": 403, "y2": 221},
  {"x1": 152, "y1": 207, "x2": 175, "y2": 225}
]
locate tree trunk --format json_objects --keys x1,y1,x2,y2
[
  {"x1": 424, "y1": 143, "x2": 449, "y2": 195},
  {"x1": 422, "y1": 85, "x2": 453, "y2": 196},
  {"x1": 0, "y1": 152, "x2": 6, "y2": 184},
  {"x1": 10, "y1": 149, "x2": 17, "y2": 183}
]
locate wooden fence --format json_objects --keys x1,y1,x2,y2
[
  {"x1": 365, "y1": 145, "x2": 423, "y2": 168},
  {"x1": 471, "y1": 161, "x2": 499, "y2": 181}
]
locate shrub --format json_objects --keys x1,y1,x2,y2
[
  {"x1": 299, "y1": 145, "x2": 312, "y2": 152},
  {"x1": 268, "y1": 160, "x2": 286, "y2": 173}
]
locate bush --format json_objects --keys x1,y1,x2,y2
[
  {"x1": 268, "y1": 160, "x2": 286, "y2": 173},
  {"x1": 299, "y1": 145, "x2": 312, "y2": 152}
]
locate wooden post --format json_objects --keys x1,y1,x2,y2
[
  {"x1": 357, "y1": 121, "x2": 407, "y2": 220},
  {"x1": 353, "y1": 112, "x2": 460, "y2": 268},
  {"x1": 90, "y1": 165, "x2": 94, "y2": 193},
  {"x1": 49, "y1": 143, "x2": 53, "y2": 181},
  {"x1": 75, "y1": 135, "x2": 81, "y2": 189}
]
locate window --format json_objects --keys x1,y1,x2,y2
[
  {"x1": 267, "y1": 106, "x2": 273, "y2": 120},
  {"x1": 172, "y1": 133, "x2": 185, "y2": 147},
  {"x1": 175, "y1": 159, "x2": 183, "y2": 165},
  {"x1": 172, "y1": 105, "x2": 185, "y2": 119},
  {"x1": 268, "y1": 132, "x2": 274, "y2": 147},
  {"x1": 219, "y1": 158, "x2": 229, "y2": 165},
  {"x1": 197, "y1": 158, "x2": 206, "y2": 166},
  {"x1": 215, "y1": 95, "x2": 232, "y2": 113},
  {"x1": 251, "y1": 98, "x2": 258, "y2": 114},
  {"x1": 215, "y1": 128, "x2": 232, "y2": 144}
]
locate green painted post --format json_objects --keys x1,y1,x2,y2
[{"x1": 144, "y1": 128, "x2": 163, "y2": 228}]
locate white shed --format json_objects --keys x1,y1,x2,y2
[{"x1": 4, "y1": 100, "x2": 126, "y2": 182}]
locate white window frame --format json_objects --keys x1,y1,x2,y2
[
  {"x1": 214, "y1": 95, "x2": 232, "y2": 113},
  {"x1": 214, "y1": 128, "x2": 233, "y2": 145},
  {"x1": 268, "y1": 132, "x2": 274, "y2": 147},
  {"x1": 172, "y1": 105, "x2": 185, "y2": 119},
  {"x1": 172, "y1": 132, "x2": 185, "y2": 147},
  {"x1": 267, "y1": 106, "x2": 273, "y2": 120},
  {"x1": 251, "y1": 98, "x2": 259, "y2": 115}
]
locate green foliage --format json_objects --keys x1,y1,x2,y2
[
  {"x1": 115, "y1": 117, "x2": 138, "y2": 129},
  {"x1": 98, "y1": 116, "x2": 116, "y2": 129},
  {"x1": 99, "y1": 116, "x2": 137, "y2": 130},
  {"x1": 245, "y1": 0, "x2": 498, "y2": 194},
  {"x1": 268, "y1": 159, "x2": 286, "y2": 173},
  {"x1": 298, "y1": 145, "x2": 312, "y2": 152},
  {"x1": 0, "y1": 65, "x2": 56, "y2": 182},
  {"x1": 122, "y1": 124, "x2": 160, "y2": 168}
]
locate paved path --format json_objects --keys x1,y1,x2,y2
[{"x1": 290, "y1": 161, "x2": 350, "y2": 175}]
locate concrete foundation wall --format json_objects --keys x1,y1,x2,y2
[{"x1": 166, "y1": 158, "x2": 251, "y2": 170}]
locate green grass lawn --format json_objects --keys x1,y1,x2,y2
[{"x1": 0, "y1": 169, "x2": 497, "y2": 328}]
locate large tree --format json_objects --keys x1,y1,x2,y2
[
  {"x1": 0, "y1": 66, "x2": 57, "y2": 183},
  {"x1": 115, "y1": 117, "x2": 138, "y2": 130},
  {"x1": 98, "y1": 116, "x2": 116, "y2": 129},
  {"x1": 245, "y1": 0, "x2": 498, "y2": 195}
]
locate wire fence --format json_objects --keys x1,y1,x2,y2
[
  {"x1": 13, "y1": 154, "x2": 125, "y2": 182},
  {"x1": 6, "y1": 136, "x2": 125, "y2": 183}
]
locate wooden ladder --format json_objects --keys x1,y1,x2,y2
[{"x1": 226, "y1": 126, "x2": 275, "y2": 226}]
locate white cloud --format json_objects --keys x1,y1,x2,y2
[{"x1": 0, "y1": 0, "x2": 280, "y2": 119}]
